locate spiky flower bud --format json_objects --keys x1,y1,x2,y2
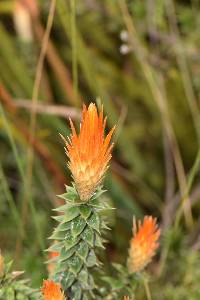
[
  {"x1": 61, "y1": 103, "x2": 115, "y2": 201},
  {"x1": 127, "y1": 216, "x2": 160, "y2": 273},
  {"x1": 42, "y1": 280, "x2": 66, "y2": 300}
]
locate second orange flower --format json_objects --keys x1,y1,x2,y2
[{"x1": 128, "y1": 216, "x2": 160, "y2": 273}]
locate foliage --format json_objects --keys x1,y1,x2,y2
[
  {"x1": 0, "y1": 0, "x2": 200, "y2": 299},
  {"x1": 0, "y1": 259, "x2": 40, "y2": 300},
  {"x1": 48, "y1": 186, "x2": 108, "y2": 300}
]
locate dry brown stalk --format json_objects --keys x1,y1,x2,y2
[
  {"x1": 12, "y1": 99, "x2": 81, "y2": 119},
  {"x1": 33, "y1": 21, "x2": 81, "y2": 106}
]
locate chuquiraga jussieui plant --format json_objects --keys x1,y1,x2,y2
[{"x1": 47, "y1": 103, "x2": 115, "y2": 300}]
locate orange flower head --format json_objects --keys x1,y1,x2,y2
[
  {"x1": 42, "y1": 280, "x2": 65, "y2": 300},
  {"x1": 127, "y1": 216, "x2": 160, "y2": 273},
  {"x1": 123, "y1": 297, "x2": 130, "y2": 300},
  {"x1": 61, "y1": 103, "x2": 115, "y2": 201}
]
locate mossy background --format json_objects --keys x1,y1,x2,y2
[{"x1": 0, "y1": 1, "x2": 200, "y2": 299}]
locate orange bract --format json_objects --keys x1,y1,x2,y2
[
  {"x1": 49, "y1": 251, "x2": 59, "y2": 259},
  {"x1": 61, "y1": 103, "x2": 115, "y2": 201},
  {"x1": 128, "y1": 216, "x2": 160, "y2": 273},
  {"x1": 42, "y1": 280, "x2": 65, "y2": 300},
  {"x1": 47, "y1": 250, "x2": 59, "y2": 274}
]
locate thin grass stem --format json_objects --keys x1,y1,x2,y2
[{"x1": 70, "y1": 0, "x2": 78, "y2": 101}]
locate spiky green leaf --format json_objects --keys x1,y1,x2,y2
[
  {"x1": 79, "y1": 205, "x2": 92, "y2": 220},
  {"x1": 87, "y1": 212, "x2": 100, "y2": 233},
  {"x1": 82, "y1": 227, "x2": 94, "y2": 247},
  {"x1": 71, "y1": 216, "x2": 86, "y2": 237}
]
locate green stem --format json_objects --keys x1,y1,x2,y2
[
  {"x1": 143, "y1": 276, "x2": 152, "y2": 300},
  {"x1": 49, "y1": 186, "x2": 107, "y2": 300}
]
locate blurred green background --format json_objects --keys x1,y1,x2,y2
[{"x1": 0, "y1": 0, "x2": 200, "y2": 299}]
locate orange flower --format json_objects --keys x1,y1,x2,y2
[
  {"x1": 42, "y1": 280, "x2": 65, "y2": 300},
  {"x1": 123, "y1": 297, "x2": 130, "y2": 300},
  {"x1": 61, "y1": 103, "x2": 115, "y2": 201},
  {"x1": 127, "y1": 216, "x2": 160, "y2": 273}
]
